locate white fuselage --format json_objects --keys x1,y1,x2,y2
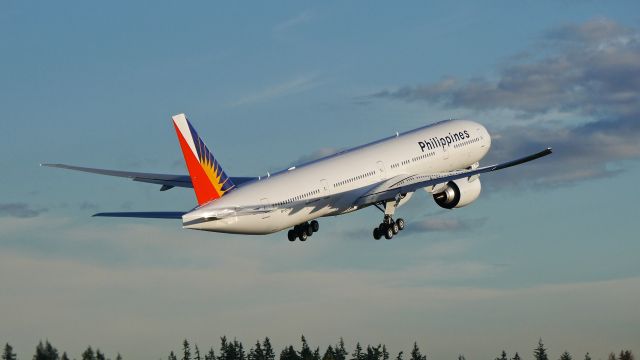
[{"x1": 182, "y1": 119, "x2": 491, "y2": 234}]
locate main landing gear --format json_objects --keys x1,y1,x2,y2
[
  {"x1": 373, "y1": 216, "x2": 406, "y2": 240},
  {"x1": 372, "y1": 195, "x2": 406, "y2": 240},
  {"x1": 287, "y1": 220, "x2": 319, "y2": 241}
]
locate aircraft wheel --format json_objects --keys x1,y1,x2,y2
[
  {"x1": 287, "y1": 230, "x2": 296, "y2": 242},
  {"x1": 304, "y1": 223, "x2": 313, "y2": 236},
  {"x1": 392, "y1": 222, "x2": 399, "y2": 234},
  {"x1": 310, "y1": 220, "x2": 319, "y2": 232},
  {"x1": 373, "y1": 227, "x2": 382, "y2": 240},
  {"x1": 384, "y1": 226, "x2": 394, "y2": 240},
  {"x1": 299, "y1": 231, "x2": 308, "y2": 241},
  {"x1": 396, "y1": 218, "x2": 405, "y2": 231}
]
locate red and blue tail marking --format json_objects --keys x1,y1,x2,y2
[{"x1": 172, "y1": 114, "x2": 235, "y2": 205}]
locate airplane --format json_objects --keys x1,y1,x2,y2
[{"x1": 43, "y1": 114, "x2": 552, "y2": 241}]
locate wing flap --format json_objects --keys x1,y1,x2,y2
[{"x1": 356, "y1": 148, "x2": 552, "y2": 206}]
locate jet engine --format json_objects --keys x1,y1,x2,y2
[{"x1": 433, "y1": 178, "x2": 481, "y2": 209}]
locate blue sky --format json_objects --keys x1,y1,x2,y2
[{"x1": 1, "y1": 1, "x2": 639, "y2": 359}]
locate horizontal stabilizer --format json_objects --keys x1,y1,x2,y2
[{"x1": 93, "y1": 212, "x2": 185, "y2": 219}]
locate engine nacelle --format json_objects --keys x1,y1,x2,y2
[{"x1": 433, "y1": 178, "x2": 481, "y2": 209}]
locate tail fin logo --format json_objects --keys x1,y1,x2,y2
[{"x1": 172, "y1": 114, "x2": 235, "y2": 205}]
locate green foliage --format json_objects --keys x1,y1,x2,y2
[
  {"x1": 183, "y1": 339, "x2": 192, "y2": 360},
  {"x1": 619, "y1": 351, "x2": 634, "y2": 360},
  {"x1": 2, "y1": 344, "x2": 17, "y2": 360},
  {"x1": 81, "y1": 346, "x2": 96, "y2": 360},
  {"x1": 512, "y1": 353, "x2": 521, "y2": 360},
  {"x1": 409, "y1": 342, "x2": 426, "y2": 360},
  {"x1": 534, "y1": 339, "x2": 549, "y2": 360},
  {"x1": 496, "y1": 351, "x2": 508, "y2": 360},
  {"x1": 169, "y1": 351, "x2": 178, "y2": 360},
  {"x1": 60, "y1": 353, "x2": 70, "y2": 360},
  {"x1": 559, "y1": 351, "x2": 572, "y2": 360}
]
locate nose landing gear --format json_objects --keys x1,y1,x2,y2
[{"x1": 287, "y1": 220, "x2": 319, "y2": 241}]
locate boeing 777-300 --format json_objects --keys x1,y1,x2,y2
[{"x1": 44, "y1": 114, "x2": 552, "y2": 241}]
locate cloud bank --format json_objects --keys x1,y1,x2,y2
[{"x1": 372, "y1": 19, "x2": 640, "y2": 187}]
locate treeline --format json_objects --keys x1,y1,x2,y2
[{"x1": 1, "y1": 337, "x2": 634, "y2": 360}]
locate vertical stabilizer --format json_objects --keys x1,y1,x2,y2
[{"x1": 172, "y1": 114, "x2": 235, "y2": 205}]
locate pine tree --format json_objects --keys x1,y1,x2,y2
[
  {"x1": 34, "y1": 340, "x2": 59, "y2": 360},
  {"x1": 395, "y1": 352, "x2": 403, "y2": 360},
  {"x1": 96, "y1": 349, "x2": 106, "y2": 360},
  {"x1": 584, "y1": 353, "x2": 591, "y2": 360},
  {"x1": 512, "y1": 353, "x2": 521, "y2": 360},
  {"x1": 458, "y1": 355, "x2": 466, "y2": 360},
  {"x1": 534, "y1": 339, "x2": 549, "y2": 360},
  {"x1": 382, "y1": 346, "x2": 389, "y2": 360},
  {"x1": 61, "y1": 352, "x2": 70, "y2": 360},
  {"x1": 263, "y1": 338, "x2": 275, "y2": 360},
  {"x1": 280, "y1": 346, "x2": 301, "y2": 360},
  {"x1": 82, "y1": 346, "x2": 96, "y2": 360},
  {"x1": 619, "y1": 351, "x2": 634, "y2": 360},
  {"x1": 335, "y1": 339, "x2": 347, "y2": 360},
  {"x1": 313, "y1": 348, "x2": 321, "y2": 360},
  {"x1": 116, "y1": 353, "x2": 123, "y2": 360},
  {"x1": 410, "y1": 342, "x2": 426, "y2": 360},
  {"x1": 2, "y1": 344, "x2": 16, "y2": 360},
  {"x1": 300, "y1": 336, "x2": 314, "y2": 360},
  {"x1": 559, "y1": 351, "x2": 572, "y2": 360},
  {"x1": 169, "y1": 351, "x2": 178, "y2": 360},
  {"x1": 195, "y1": 345, "x2": 201, "y2": 360},
  {"x1": 323, "y1": 347, "x2": 336, "y2": 360},
  {"x1": 496, "y1": 351, "x2": 508, "y2": 360},
  {"x1": 206, "y1": 348, "x2": 215, "y2": 360},
  {"x1": 351, "y1": 343, "x2": 363, "y2": 360},
  {"x1": 183, "y1": 339, "x2": 192, "y2": 360},
  {"x1": 251, "y1": 340, "x2": 264, "y2": 360},
  {"x1": 609, "y1": 353, "x2": 616, "y2": 360}
]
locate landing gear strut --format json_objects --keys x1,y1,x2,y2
[
  {"x1": 372, "y1": 197, "x2": 406, "y2": 240},
  {"x1": 288, "y1": 220, "x2": 319, "y2": 241}
]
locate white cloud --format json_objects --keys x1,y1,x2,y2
[{"x1": 227, "y1": 74, "x2": 321, "y2": 107}]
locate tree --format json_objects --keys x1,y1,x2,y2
[
  {"x1": 96, "y1": 349, "x2": 106, "y2": 360},
  {"x1": 584, "y1": 353, "x2": 591, "y2": 360},
  {"x1": 169, "y1": 351, "x2": 178, "y2": 360},
  {"x1": 512, "y1": 353, "x2": 521, "y2": 360},
  {"x1": 334, "y1": 340, "x2": 348, "y2": 360},
  {"x1": 61, "y1": 353, "x2": 70, "y2": 360},
  {"x1": 458, "y1": 355, "x2": 466, "y2": 360},
  {"x1": 534, "y1": 339, "x2": 549, "y2": 360},
  {"x1": 263, "y1": 338, "x2": 275, "y2": 360},
  {"x1": 206, "y1": 348, "x2": 215, "y2": 360},
  {"x1": 351, "y1": 343, "x2": 363, "y2": 360},
  {"x1": 183, "y1": 339, "x2": 192, "y2": 360},
  {"x1": 195, "y1": 345, "x2": 201, "y2": 360},
  {"x1": 280, "y1": 346, "x2": 300, "y2": 360},
  {"x1": 2, "y1": 344, "x2": 16, "y2": 360},
  {"x1": 34, "y1": 340, "x2": 59, "y2": 360},
  {"x1": 381, "y1": 346, "x2": 389, "y2": 360},
  {"x1": 395, "y1": 352, "x2": 403, "y2": 360},
  {"x1": 496, "y1": 351, "x2": 508, "y2": 360},
  {"x1": 300, "y1": 336, "x2": 314, "y2": 360},
  {"x1": 619, "y1": 351, "x2": 634, "y2": 360},
  {"x1": 559, "y1": 351, "x2": 572, "y2": 360},
  {"x1": 82, "y1": 346, "x2": 96, "y2": 360},
  {"x1": 116, "y1": 353, "x2": 123, "y2": 360},
  {"x1": 409, "y1": 343, "x2": 426, "y2": 360}
]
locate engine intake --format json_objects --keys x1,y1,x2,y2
[{"x1": 433, "y1": 178, "x2": 481, "y2": 209}]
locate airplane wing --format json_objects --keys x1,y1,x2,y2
[
  {"x1": 41, "y1": 163, "x2": 257, "y2": 191},
  {"x1": 355, "y1": 147, "x2": 552, "y2": 206}
]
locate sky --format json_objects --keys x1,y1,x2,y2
[{"x1": 1, "y1": 1, "x2": 639, "y2": 359}]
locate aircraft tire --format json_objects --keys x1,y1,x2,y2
[
  {"x1": 287, "y1": 230, "x2": 296, "y2": 242},
  {"x1": 299, "y1": 231, "x2": 308, "y2": 241},
  {"x1": 310, "y1": 220, "x2": 319, "y2": 232},
  {"x1": 373, "y1": 228, "x2": 382, "y2": 240},
  {"x1": 396, "y1": 218, "x2": 405, "y2": 231},
  {"x1": 384, "y1": 226, "x2": 394, "y2": 240},
  {"x1": 304, "y1": 223, "x2": 313, "y2": 236},
  {"x1": 392, "y1": 222, "x2": 399, "y2": 234}
]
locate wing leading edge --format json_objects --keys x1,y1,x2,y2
[{"x1": 41, "y1": 163, "x2": 257, "y2": 191}]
